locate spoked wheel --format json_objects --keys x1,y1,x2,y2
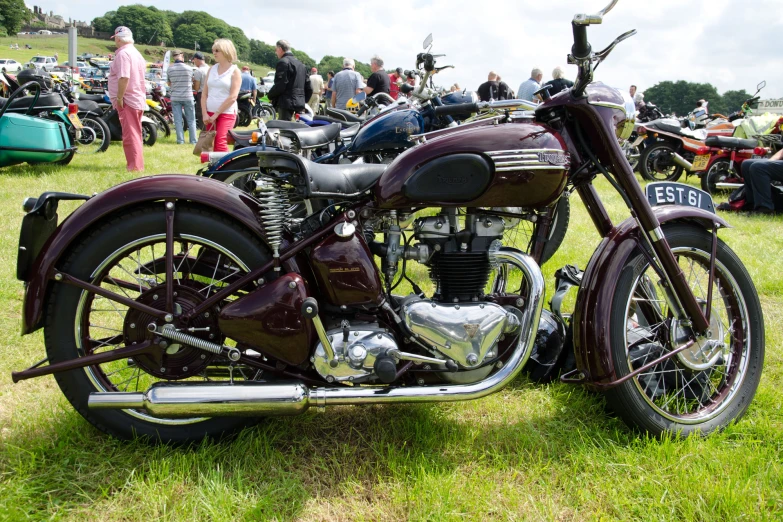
[
  {"x1": 76, "y1": 116, "x2": 111, "y2": 154},
  {"x1": 44, "y1": 204, "x2": 273, "y2": 442},
  {"x1": 640, "y1": 143, "x2": 684, "y2": 182},
  {"x1": 702, "y1": 159, "x2": 739, "y2": 195},
  {"x1": 254, "y1": 103, "x2": 276, "y2": 123},
  {"x1": 204, "y1": 157, "x2": 315, "y2": 219},
  {"x1": 605, "y1": 224, "x2": 764, "y2": 436},
  {"x1": 493, "y1": 195, "x2": 570, "y2": 266}
]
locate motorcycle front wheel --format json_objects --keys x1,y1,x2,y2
[
  {"x1": 640, "y1": 143, "x2": 684, "y2": 182},
  {"x1": 43, "y1": 204, "x2": 273, "y2": 442},
  {"x1": 141, "y1": 121, "x2": 158, "y2": 146},
  {"x1": 236, "y1": 106, "x2": 252, "y2": 128},
  {"x1": 76, "y1": 115, "x2": 111, "y2": 154},
  {"x1": 604, "y1": 224, "x2": 764, "y2": 436}
]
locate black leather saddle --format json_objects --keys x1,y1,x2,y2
[
  {"x1": 340, "y1": 123, "x2": 360, "y2": 140},
  {"x1": 257, "y1": 151, "x2": 386, "y2": 198},
  {"x1": 79, "y1": 93, "x2": 107, "y2": 102},
  {"x1": 278, "y1": 123, "x2": 341, "y2": 150},
  {"x1": 0, "y1": 93, "x2": 64, "y2": 111},
  {"x1": 705, "y1": 136, "x2": 758, "y2": 150},
  {"x1": 326, "y1": 107, "x2": 365, "y2": 123}
]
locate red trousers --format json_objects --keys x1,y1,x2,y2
[
  {"x1": 207, "y1": 112, "x2": 237, "y2": 152},
  {"x1": 117, "y1": 105, "x2": 144, "y2": 172}
]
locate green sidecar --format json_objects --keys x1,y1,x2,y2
[{"x1": 0, "y1": 81, "x2": 77, "y2": 168}]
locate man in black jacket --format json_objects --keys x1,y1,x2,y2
[{"x1": 267, "y1": 39, "x2": 312, "y2": 121}]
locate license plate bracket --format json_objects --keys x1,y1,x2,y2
[{"x1": 645, "y1": 182, "x2": 715, "y2": 213}]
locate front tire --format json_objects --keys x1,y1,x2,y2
[
  {"x1": 604, "y1": 224, "x2": 764, "y2": 436},
  {"x1": 640, "y1": 143, "x2": 684, "y2": 182},
  {"x1": 141, "y1": 121, "x2": 157, "y2": 146},
  {"x1": 44, "y1": 204, "x2": 273, "y2": 442}
]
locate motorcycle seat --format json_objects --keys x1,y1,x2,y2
[
  {"x1": 278, "y1": 122, "x2": 341, "y2": 150},
  {"x1": 256, "y1": 150, "x2": 385, "y2": 198},
  {"x1": 705, "y1": 136, "x2": 758, "y2": 150},
  {"x1": 645, "y1": 119, "x2": 683, "y2": 135},
  {"x1": 79, "y1": 93, "x2": 106, "y2": 102},
  {"x1": 0, "y1": 93, "x2": 64, "y2": 111},
  {"x1": 326, "y1": 107, "x2": 365, "y2": 123},
  {"x1": 303, "y1": 158, "x2": 386, "y2": 198},
  {"x1": 340, "y1": 123, "x2": 361, "y2": 140},
  {"x1": 266, "y1": 120, "x2": 308, "y2": 130}
]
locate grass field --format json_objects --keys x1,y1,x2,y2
[
  {"x1": 0, "y1": 35, "x2": 272, "y2": 76},
  {"x1": 0, "y1": 129, "x2": 781, "y2": 521}
]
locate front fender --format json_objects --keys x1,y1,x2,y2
[
  {"x1": 22, "y1": 175, "x2": 268, "y2": 335},
  {"x1": 572, "y1": 206, "x2": 731, "y2": 387}
]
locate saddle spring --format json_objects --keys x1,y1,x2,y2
[{"x1": 255, "y1": 177, "x2": 290, "y2": 269}]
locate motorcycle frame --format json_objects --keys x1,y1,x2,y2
[{"x1": 14, "y1": 7, "x2": 726, "y2": 389}]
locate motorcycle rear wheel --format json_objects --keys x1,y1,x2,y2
[
  {"x1": 640, "y1": 143, "x2": 684, "y2": 182},
  {"x1": 76, "y1": 115, "x2": 111, "y2": 154},
  {"x1": 702, "y1": 160, "x2": 738, "y2": 195},
  {"x1": 148, "y1": 109, "x2": 171, "y2": 138},
  {"x1": 604, "y1": 224, "x2": 763, "y2": 436},
  {"x1": 43, "y1": 204, "x2": 273, "y2": 442},
  {"x1": 142, "y1": 121, "x2": 158, "y2": 146}
]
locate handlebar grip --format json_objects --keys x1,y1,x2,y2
[
  {"x1": 433, "y1": 103, "x2": 479, "y2": 116},
  {"x1": 571, "y1": 22, "x2": 592, "y2": 60}
]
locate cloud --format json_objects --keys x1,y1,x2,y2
[{"x1": 60, "y1": 0, "x2": 783, "y2": 98}]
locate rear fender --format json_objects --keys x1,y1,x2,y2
[
  {"x1": 571, "y1": 206, "x2": 731, "y2": 387},
  {"x1": 203, "y1": 146, "x2": 265, "y2": 174},
  {"x1": 21, "y1": 175, "x2": 269, "y2": 335}
]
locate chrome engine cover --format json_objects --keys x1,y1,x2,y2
[
  {"x1": 402, "y1": 300, "x2": 519, "y2": 368},
  {"x1": 313, "y1": 326, "x2": 398, "y2": 384}
]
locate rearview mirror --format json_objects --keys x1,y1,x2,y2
[
  {"x1": 423, "y1": 34, "x2": 433, "y2": 50},
  {"x1": 757, "y1": 80, "x2": 767, "y2": 92}
]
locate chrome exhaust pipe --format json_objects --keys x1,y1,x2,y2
[
  {"x1": 716, "y1": 182, "x2": 743, "y2": 190},
  {"x1": 89, "y1": 249, "x2": 543, "y2": 418},
  {"x1": 671, "y1": 152, "x2": 694, "y2": 171}
]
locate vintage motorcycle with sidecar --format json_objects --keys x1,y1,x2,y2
[{"x1": 12, "y1": 0, "x2": 764, "y2": 443}]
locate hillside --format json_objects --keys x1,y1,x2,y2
[{"x1": 0, "y1": 35, "x2": 272, "y2": 75}]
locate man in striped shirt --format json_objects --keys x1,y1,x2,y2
[{"x1": 167, "y1": 50, "x2": 197, "y2": 144}]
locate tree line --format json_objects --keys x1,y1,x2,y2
[
  {"x1": 0, "y1": 0, "x2": 29, "y2": 37},
  {"x1": 644, "y1": 80, "x2": 756, "y2": 117},
  {"x1": 90, "y1": 5, "x2": 376, "y2": 78}
]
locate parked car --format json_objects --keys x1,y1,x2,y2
[
  {"x1": 0, "y1": 59, "x2": 22, "y2": 73},
  {"x1": 26, "y1": 56, "x2": 57, "y2": 72},
  {"x1": 63, "y1": 61, "x2": 87, "y2": 69}
]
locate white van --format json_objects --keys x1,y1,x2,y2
[{"x1": 38, "y1": 30, "x2": 52, "y2": 35}]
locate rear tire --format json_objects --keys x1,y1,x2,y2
[
  {"x1": 148, "y1": 109, "x2": 171, "y2": 138},
  {"x1": 640, "y1": 143, "x2": 684, "y2": 182},
  {"x1": 604, "y1": 224, "x2": 764, "y2": 436},
  {"x1": 44, "y1": 204, "x2": 272, "y2": 442},
  {"x1": 77, "y1": 115, "x2": 111, "y2": 154},
  {"x1": 702, "y1": 159, "x2": 738, "y2": 195}
]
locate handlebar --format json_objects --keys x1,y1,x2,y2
[
  {"x1": 571, "y1": 23, "x2": 592, "y2": 61},
  {"x1": 434, "y1": 103, "x2": 479, "y2": 116}
]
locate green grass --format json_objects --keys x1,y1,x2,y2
[
  {"x1": 0, "y1": 35, "x2": 272, "y2": 75},
  {"x1": 0, "y1": 134, "x2": 782, "y2": 521}
]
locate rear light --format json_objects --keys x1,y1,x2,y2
[
  {"x1": 200, "y1": 152, "x2": 210, "y2": 163},
  {"x1": 637, "y1": 129, "x2": 647, "y2": 136},
  {"x1": 294, "y1": 114, "x2": 300, "y2": 120},
  {"x1": 68, "y1": 103, "x2": 78, "y2": 114},
  {"x1": 695, "y1": 146, "x2": 709, "y2": 155},
  {"x1": 754, "y1": 147, "x2": 768, "y2": 155}
]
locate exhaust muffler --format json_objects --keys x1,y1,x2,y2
[
  {"x1": 671, "y1": 152, "x2": 694, "y2": 171},
  {"x1": 89, "y1": 249, "x2": 543, "y2": 418}
]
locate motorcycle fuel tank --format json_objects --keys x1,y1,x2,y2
[
  {"x1": 347, "y1": 109, "x2": 424, "y2": 155},
  {"x1": 374, "y1": 122, "x2": 569, "y2": 208}
]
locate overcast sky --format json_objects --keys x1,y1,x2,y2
[{"x1": 48, "y1": 0, "x2": 783, "y2": 98}]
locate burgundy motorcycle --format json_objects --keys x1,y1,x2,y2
[{"x1": 13, "y1": 0, "x2": 764, "y2": 443}]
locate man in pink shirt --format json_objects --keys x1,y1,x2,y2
[{"x1": 107, "y1": 26, "x2": 147, "y2": 172}]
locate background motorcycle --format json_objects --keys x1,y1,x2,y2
[{"x1": 12, "y1": 0, "x2": 764, "y2": 444}]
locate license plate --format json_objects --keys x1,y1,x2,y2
[
  {"x1": 646, "y1": 182, "x2": 715, "y2": 213},
  {"x1": 691, "y1": 154, "x2": 710, "y2": 172},
  {"x1": 68, "y1": 113, "x2": 83, "y2": 129},
  {"x1": 752, "y1": 154, "x2": 762, "y2": 159}
]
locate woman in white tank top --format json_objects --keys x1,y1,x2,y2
[{"x1": 200, "y1": 38, "x2": 242, "y2": 151}]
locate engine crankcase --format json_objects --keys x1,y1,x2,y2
[
  {"x1": 313, "y1": 326, "x2": 398, "y2": 384},
  {"x1": 402, "y1": 300, "x2": 519, "y2": 368}
]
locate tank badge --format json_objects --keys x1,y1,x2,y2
[
  {"x1": 537, "y1": 151, "x2": 570, "y2": 166},
  {"x1": 330, "y1": 267, "x2": 362, "y2": 273},
  {"x1": 395, "y1": 122, "x2": 418, "y2": 135},
  {"x1": 463, "y1": 324, "x2": 480, "y2": 339}
]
